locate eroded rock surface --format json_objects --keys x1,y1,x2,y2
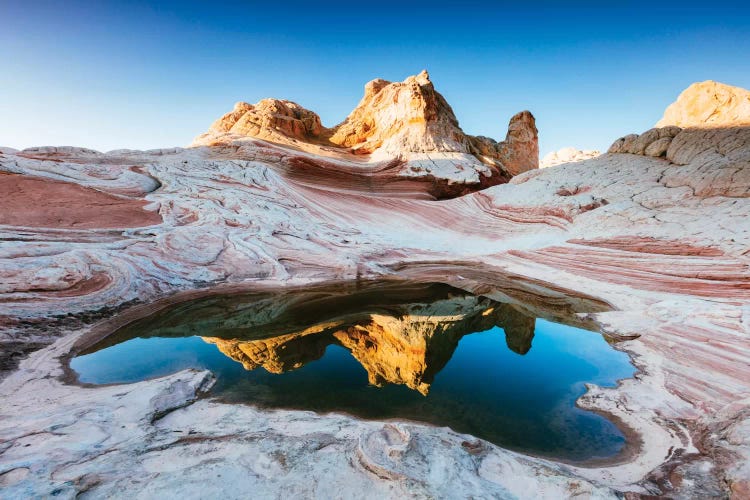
[
  {"x1": 204, "y1": 99, "x2": 324, "y2": 145},
  {"x1": 193, "y1": 71, "x2": 538, "y2": 191},
  {"x1": 1, "y1": 80, "x2": 750, "y2": 497},
  {"x1": 657, "y1": 80, "x2": 750, "y2": 128},
  {"x1": 0, "y1": 172, "x2": 161, "y2": 229},
  {"x1": 540, "y1": 147, "x2": 601, "y2": 168},
  {"x1": 607, "y1": 126, "x2": 682, "y2": 157}
]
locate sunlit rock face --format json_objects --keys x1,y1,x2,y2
[
  {"x1": 191, "y1": 71, "x2": 538, "y2": 188},
  {"x1": 606, "y1": 83, "x2": 750, "y2": 200},
  {"x1": 608, "y1": 82, "x2": 750, "y2": 166},
  {"x1": 329, "y1": 70, "x2": 467, "y2": 156},
  {"x1": 656, "y1": 80, "x2": 750, "y2": 128},
  {"x1": 204, "y1": 99, "x2": 325, "y2": 145}
]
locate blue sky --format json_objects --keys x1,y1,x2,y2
[{"x1": 1, "y1": 1, "x2": 748, "y2": 155}]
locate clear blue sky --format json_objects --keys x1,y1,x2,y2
[{"x1": 2, "y1": 1, "x2": 748, "y2": 155}]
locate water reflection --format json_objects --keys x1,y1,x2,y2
[
  {"x1": 81, "y1": 283, "x2": 538, "y2": 395},
  {"x1": 73, "y1": 281, "x2": 633, "y2": 461},
  {"x1": 205, "y1": 295, "x2": 534, "y2": 396}
]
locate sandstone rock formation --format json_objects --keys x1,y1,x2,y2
[
  {"x1": 1, "y1": 80, "x2": 750, "y2": 498},
  {"x1": 329, "y1": 70, "x2": 465, "y2": 156},
  {"x1": 656, "y1": 80, "x2": 750, "y2": 128},
  {"x1": 607, "y1": 126, "x2": 682, "y2": 157},
  {"x1": 467, "y1": 110, "x2": 539, "y2": 176},
  {"x1": 540, "y1": 147, "x2": 600, "y2": 168},
  {"x1": 610, "y1": 80, "x2": 750, "y2": 162},
  {"x1": 203, "y1": 99, "x2": 324, "y2": 145},
  {"x1": 192, "y1": 71, "x2": 539, "y2": 188},
  {"x1": 607, "y1": 123, "x2": 750, "y2": 199},
  {"x1": 0, "y1": 172, "x2": 162, "y2": 229}
]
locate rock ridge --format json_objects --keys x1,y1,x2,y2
[
  {"x1": 192, "y1": 71, "x2": 539, "y2": 182},
  {"x1": 540, "y1": 147, "x2": 601, "y2": 168},
  {"x1": 656, "y1": 80, "x2": 750, "y2": 128}
]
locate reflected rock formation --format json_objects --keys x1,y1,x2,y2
[
  {"x1": 200, "y1": 284, "x2": 536, "y2": 395},
  {"x1": 82, "y1": 281, "x2": 539, "y2": 395}
]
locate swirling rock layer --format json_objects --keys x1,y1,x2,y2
[
  {"x1": 0, "y1": 172, "x2": 161, "y2": 229},
  {"x1": 1, "y1": 80, "x2": 750, "y2": 497}
]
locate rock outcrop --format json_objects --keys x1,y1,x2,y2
[
  {"x1": 329, "y1": 71, "x2": 465, "y2": 156},
  {"x1": 656, "y1": 80, "x2": 750, "y2": 128},
  {"x1": 203, "y1": 99, "x2": 324, "y2": 145},
  {"x1": 468, "y1": 111, "x2": 539, "y2": 176},
  {"x1": 607, "y1": 123, "x2": 750, "y2": 199},
  {"x1": 540, "y1": 147, "x2": 600, "y2": 168},
  {"x1": 611, "y1": 81, "x2": 750, "y2": 164},
  {"x1": 192, "y1": 71, "x2": 539, "y2": 186},
  {"x1": 607, "y1": 126, "x2": 682, "y2": 157}
]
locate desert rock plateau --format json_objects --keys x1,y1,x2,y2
[
  {"x1": 540, "y1": 147, "x2": 601, "y2": 168},
  {"x1": 1, "y1": 72, "x2": 749, "y2": 499}
]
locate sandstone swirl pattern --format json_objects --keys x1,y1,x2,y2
[{"x1": 0, "y1": 76, "x2": 749, "y2": 498}]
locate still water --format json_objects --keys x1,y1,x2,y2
[{"x1": 71, "y1": 282, "x2": 634, "y2": 461}]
